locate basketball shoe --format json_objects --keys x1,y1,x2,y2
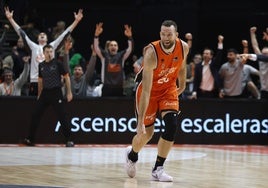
[
  {"x1": 151, "y1": 166, "x2": 173, "y2": 182},
  {"x1": 125, "y1": 146, "x2": 137, "y2": 178}
]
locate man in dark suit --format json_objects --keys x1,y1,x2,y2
[{"x1": 190, "y1": 35, "x2": 224, "y2": 99}]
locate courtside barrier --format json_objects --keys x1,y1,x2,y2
[{"x1": 0, "y1": 97, "x2": 267, "y2": 145}]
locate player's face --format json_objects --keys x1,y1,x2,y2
[{"x1": 160, "y1": 25, "x2": 177, "y2": 50}]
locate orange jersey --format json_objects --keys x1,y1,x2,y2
[
  {"x1": 137, "y1": 38, "x2": 184, "y2": 94},
  {"x1": 135, "y1": 39, "x2": 185, "y2": 126}
]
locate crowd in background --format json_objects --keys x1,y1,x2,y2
[{"x1": 0, "y1": 4, "x2": 268, "y2": 100}]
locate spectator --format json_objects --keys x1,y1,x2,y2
[
  {"x1": 3, "y1": 37, "x2": 30, "y2": 95},
  {"x1": 0, "y1": 56, "x2": 30, "y2": 96},
  {"x1": 219, "y1": 48, "x2": 247, "y2": 98},
  {"x1": 93, "y1": 22, "x2": 133, "y2": 97},
  {"x1": 191, "y1": 35, "x2": 224, "y2": 99},
  {"x1": 64, "y1": 38, "x2": 101, "y2": 98}
]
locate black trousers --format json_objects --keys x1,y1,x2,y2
[{"x1": 28, "y1": 88, "x2": 71, "y2": 143}]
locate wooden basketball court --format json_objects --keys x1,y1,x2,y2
[{"x1": 0, "y1": 144, "x2": 267, "y2": 188}]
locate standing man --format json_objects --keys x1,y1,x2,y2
[
  {"x1": 190, "y1": 35, "x2": 224, "y2": 99},
  {"x1": 93, "y1": 22, "x2": 133, "y2": 96},
  {"x1": 24, "y1": 44, "x2": 74, "y2": 147},
  {"x1": 219, "y1": 48, "x2": 247, "y2": 98},
  {"x1": 5, "y1": 6, "x2": 83, "y2": 96},
  {"x1": 125, "y1": 20, "x2": 189, "y2": 182}
]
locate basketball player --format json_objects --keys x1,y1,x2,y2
[{"x1": 125, "y1": 20, "x2": 189, "y2": 182}]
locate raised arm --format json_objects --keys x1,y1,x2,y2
[
  {"x1": 242, "y1": 40, "x2": 249, "y2": 54},
  {"x1": 250, "y1": 27, "x2": 261, "y2": 54},
  {"x1": 50, "y1": 9, "x2": 83, "y2": 49},
  {"x1": 14, "y1": 56, "x2": 30, "y2": 88},
  {"x1": 68, "y1": 9, "x2": 83, "y2": 32},
  {"x1": 85, "y1": 44, "x2": 97, "y2": 82},
  {"x1": 213, "y1": 35, "x2": 224, "y2": 69},
  {"x1": 5, "y1": 6, "x2": 21, "y2": 36},
  {"x1": 122, "y1": 24, "x2": 133, "y2": 61},
  {"x1": 5, "y1": 6, "x2": 38, "y2": 50},
  {"x1": 63, "y1": 37, "x2": 73, "y2": 73},
  {"x1": 93, "y1": 22, "x2": 105, "y2": 60}
]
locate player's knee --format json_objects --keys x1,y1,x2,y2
[{"x1": 161, "y1": 112, "x2": 178, "y2": 142}]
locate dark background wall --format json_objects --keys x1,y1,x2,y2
[{"x1": 1, "y1": 0, "x2": 268, "y2": 63}]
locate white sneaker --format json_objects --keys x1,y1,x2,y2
[
  {"x1": 151, "y1": 166, "x2": 173, "y2": 182},
  {"x1": 125, "y1": 146, "x2": 137, "y2": 178}
]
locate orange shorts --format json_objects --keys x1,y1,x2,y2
[{"x1": 135, "y1": 84, "x2": 179, "y2": 126}]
